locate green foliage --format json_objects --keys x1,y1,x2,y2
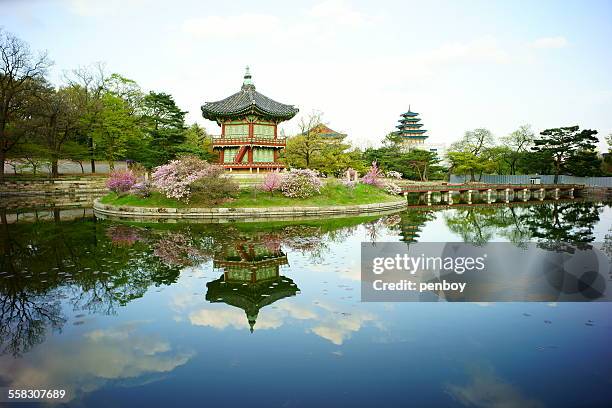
[
  {"x1": 135, "y1": 92, "x2": 187, "y2": 168},
  {"x1": 92, "y1": 93, "x2": 139, "y2": 169},
  {"x1": 564, "y1": 150, "x2": 603, "y2": 177},
  {"x1": 532, "y1": 125, "x2": 598, "y2": 182},
  {"x1": 364, "y1": 147, "x2": 444, "y2": 180}
]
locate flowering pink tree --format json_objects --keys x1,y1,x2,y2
[
  {"x1": 152, "y1": 156, "x2": 225, "y2": 202},
  {"x1": 260, "y1": 171, "x2": 283, "y2": 194},
  {"x1": 280, "y1": 168, "x2": 323, "y2": 198},
  {"x1": 107, "y1": 170, "x2": 137, "y2": 194},
  {"x1": 361, "y1": 161, "x2": 384, "y2": 187}
]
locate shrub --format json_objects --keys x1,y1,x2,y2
[
  {"x1": 342, "y1": 179, "x2": 357, "y2": 189},
  {"x1": 281, "y1": 168, "x2": 323, "y2": 198},
  {"x1": 385, "y1": 170, "x2": 403, "y2": 179},
  {"x1": 107, "y1": 170, "x2": 137, "y2": 194},
  {"x1": 191, "y1": 171, "x2": 239, "y2": 204},
  {"x1": 260, "y1": 171, "x2": 283, "y2": 193},
  {"x1": 131, "y1": 180, "x2": 152, "y2": 198},
  {"x1": 151, "y1": 156, "x2": 234, "y2": 202},
  {"x1": 361, "y1": 161, "x2": 384, "y2": 187},
  {"x1": 384, "y1": 182, "x2": 402, "y2": 195}
]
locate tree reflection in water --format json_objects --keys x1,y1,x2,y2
[
  {"x1": 0, "y1": 201, "x2": 606, "y2": 356},
  {"x1": 443, "y1": 201, "x2": 603, "y2": 249}
]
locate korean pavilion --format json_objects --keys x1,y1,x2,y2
[
  {"x1": 201, "y1": 67, "x2": 299, "y2": 172},
  {"x1": 206, "y1": 238, "x2": 299, "y2": 332},
  {"x1": 394, "y1": 106, "x2": 428, "y2": 149}
]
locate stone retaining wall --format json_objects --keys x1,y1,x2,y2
[
  {"x1": 0, "y1": 176, "x2": 108, "y2": 196},
  {"x1": 93, "y1": 199, "x2": 407, "y2": 223}
]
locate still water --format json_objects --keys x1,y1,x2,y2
[{"x1": 1, "y1": 200, "x2": 611, "y2": 407}]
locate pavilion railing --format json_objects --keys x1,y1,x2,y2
[{"x1": 212, "y1": 136, "x2": 286, "y2": 146}]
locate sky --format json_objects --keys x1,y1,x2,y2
[{"x1": 2, "y1": 0, "x2": 611, "y2": 150}]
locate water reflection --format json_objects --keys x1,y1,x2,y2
[
  {"x1": 0, "y1": 200, "x2": 610, "y2": 406},
  {"x1": 207, "y1": 238, "x2": 298, "y2": 332}
]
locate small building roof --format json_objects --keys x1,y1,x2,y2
[
  {"x1": 201, "y1": 67, "x2": 299, "y2": 123},
  {"x1": 304, "y1": 123, "x2": 347, "y2": 139}
]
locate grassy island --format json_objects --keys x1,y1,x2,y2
[{"x1": 100, "y1": 182, "x2": 400, "y2": 209}]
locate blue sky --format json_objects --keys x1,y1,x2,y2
[{"x1": 2, "y1": 0, "x2": 611, "y2": 149}]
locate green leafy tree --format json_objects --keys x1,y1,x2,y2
[
  {"x1": 283, "y1": 111, "x2": 326, "y2": 168},
  {"x1": 500, "y1": 124, "x2": 534, "y2": 174},
  {"x1": 136, "y1": 92, "x2": 187, "y2": 169},
  {"x1": 532, "y1": 126, "x2": 598, "y2": 183},
  {"x1": 177, "y1": 123, "x2": 218, "y2": 162},
  {"x1": 92, "y1": 93, "x2": 138, "y2": 170},
  {"x1": 564, "y1": 150, "x2": 603, "y2": 177}
]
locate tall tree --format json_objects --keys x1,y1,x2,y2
[
  {"x1": 532, "y1": 126, "x2": 598, "y2": 183},
  {"x1": 0, "y1": 29, "x2": 51, "y2": 177},
  {"x1": 449, "y1": 128, "x2": 494, "y2": 156},
  {"x1": 92, "y1": 93, "x2": 138, "y2": 170},
  {"x1": 137, "y1": 92, "x2": 186, "y2": 168},
  {"x1": 283, "y1": 111, "x2": 325, "y2": 168},
  {"x1": 564, "y1": 150, "x2": 603, "y2": 177},
  {"x1": 500, "y1": 124, "x2": 534, "y2": 174},
  {"x1": 64, "y1": 63, "x2": 108, "y2": 172}
]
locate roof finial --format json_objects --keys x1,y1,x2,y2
[
  {"x1": 409, "y1": 104, "x2": 411, "y2": 112},
  {"x1": 243, "y1": 65, "x2": 254, "y2": 88}
]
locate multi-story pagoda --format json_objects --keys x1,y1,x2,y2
[
  {"x1": 394, "y1": 106, "x2": 428, "y2": 149},
  {"x1": 206, "y1": 238, "x2": 299, "y2": 332},
  {"x1": 201, "y1": 67, "x2": 299, "y2": 172}
]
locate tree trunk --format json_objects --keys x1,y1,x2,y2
[
  {"x1": 554, "y1": 161, "x2": 560, "y2": 184},
  {"x1": 109, "y1": 160, "x2": 114, "y2": 171},
  {"x1": 89, "y1": 136, "x2": 96, "y2": 173},
  {"x1": 0, "y1": 149, "x2": 5, "y2": 179},
  {"x1": 51, "y1": 159, "x2": 59, "y2": 177}
]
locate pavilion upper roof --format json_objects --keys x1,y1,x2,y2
[{"x1": 201, "y1": 67, "x2": 298, "y2": 122}]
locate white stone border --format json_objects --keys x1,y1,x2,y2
[{"x1": 93, "y1": 198, "x2": 407, "y2": 221}]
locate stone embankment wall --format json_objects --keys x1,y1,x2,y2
[
  {"x1": 93, "y1": 199, "x2": 408, "y2": 223},
  {"x1": 0, "y1": 176, "x2": 108, "y2": 196}
]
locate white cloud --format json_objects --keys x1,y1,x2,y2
[
  {"x1": 530, "y1": 36, "x2": 568, "y2": 49},
  {"x1": 0, "y1": 322, "x2": 193, "y2": 402},
  {"x1": 66, "y1": 0, "x2": 146, "y2": 17},
  {"x1": 182, "y1": 14, "x2": 281, "y2": 39},
  {"x1": 427, "y1": 36, "x2": 511, "y2": 64},
  {"x1": 308, "y1": 0, "x2": 372, "y2": 26},
  {"x1": 446, "y1": 365, "x2": 544, "y2": 408}
]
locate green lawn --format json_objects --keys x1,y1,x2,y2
[{"x1": 100, "y1": 182, "x2": 400, "y2": 208}]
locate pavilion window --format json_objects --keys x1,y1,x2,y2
[{"x1": 254, "y1": 124, "x2": 274, "y2": 139}]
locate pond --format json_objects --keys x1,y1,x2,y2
[{"x1": 0, "y1": 200, "x2": 611, "y2": 407}]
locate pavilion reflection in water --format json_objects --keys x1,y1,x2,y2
[{"x1": 206, "y1": 239, "x2": 299, "y2": 332}]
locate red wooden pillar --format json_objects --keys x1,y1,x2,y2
[
  {"x1": 273, "y1": 149, "x2": 278, "y2": 162},
  {"x1": 248, "y1": 147, "x2": 253, "y2": 164},
  {"x1": 219, "y1": 149, "x2": 224, "y2": 164}
]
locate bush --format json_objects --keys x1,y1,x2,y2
[
  {"x1": 361, "y1": 161, "x2": 384, "y2": 187},
  {"x1": 260, "y1": 171, "x2": 283, "y2": 193},
  {"x1": 107, "y1": 170, "x2": 137, "y2": 194},
  {"x1": 281, "y1": 168, "x2": 323, "y2": 198},
  {"x1": 151, "y1": 156, "x2": 234, "y2": 202},
  {"x1": 384, "y1": 182, "x2": 402, "y2": 195},
  {"x1": 385, "y1": 170, "x2": 402, "y2": 179},
  {"x1": 131, "y1": 180, "x2": 152, "y2": 198},
  {"x1": 191, "y1": 170, "x2": 239, "y2": 204}
]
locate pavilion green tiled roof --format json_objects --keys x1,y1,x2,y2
[{"x1": 201, "y1": 67, "x2": 298, "y2": 122}]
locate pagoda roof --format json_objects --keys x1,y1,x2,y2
[
  {"x1": 398, "y1": 129, "x2": 427, "y2": 134},
  {"x1": 402, "y1": 111, "x2": 419, "y2": 117},
  {"x1": 201, "y1": 67, "x2": 298, "y2": 122},
  {"x1": 397, "y1": 123, "x2": 424, "y2": 128}
]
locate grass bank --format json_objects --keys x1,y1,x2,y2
[{"x1": 100, "y1": 182, "x2": 400, "y2": 208}]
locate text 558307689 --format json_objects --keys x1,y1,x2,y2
[{"x1": 7, "y1": 389, "x2": 67, "y2": 400}]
